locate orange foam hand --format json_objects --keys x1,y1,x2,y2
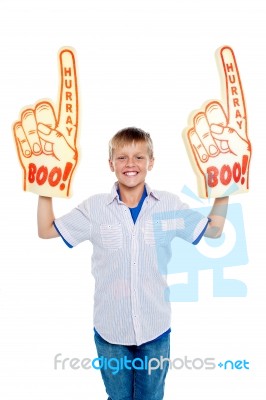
[
  {"x1": 14, "y1": 48, "x2": 79, "y2": 198},
  {"x1": 184, "y1": 46, "x2": 251, "y2": 198}
]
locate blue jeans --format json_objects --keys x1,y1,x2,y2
[{"x1": 94, "y1": 330, "x2": 170, "y2": 400}]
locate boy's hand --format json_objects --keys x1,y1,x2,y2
[
  {"x1": 13, "y1": 48, "x2": 79, "y2": 198},
  {"x1": 184, "y1": 47, "x2": 251, "y2": 198}
]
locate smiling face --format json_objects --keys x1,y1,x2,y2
[{"x1": 109, "y1": 141, "x2": 154, "y2": 191}]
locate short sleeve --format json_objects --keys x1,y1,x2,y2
[
  {"x1": 153, "y1": 207, "x2": 209, "y2": 245},
  {"x1": 192, "y1": 217, "x2": 210, "y2": 244},
  {"x1": 54, "y1": 200, "x2": 92, "y2": 248}
]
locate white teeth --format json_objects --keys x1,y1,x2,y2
[{"x1": 125, "y1": 172, "x2": 137, "y2": 176}]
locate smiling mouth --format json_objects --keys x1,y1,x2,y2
[{"x1": 124, "y1": 172, "x2": 138, "y2": 176}]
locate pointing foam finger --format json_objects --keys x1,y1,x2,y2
[
  {"x1": 219, "y1": 46, "x2": 247, "y2": 139},
  {"x1": 57, "y1": 48, "x2": 78, "y2": 147}
]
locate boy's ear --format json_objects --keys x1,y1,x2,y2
[
  {"x1": 109, "y1": 159, "x2": 115, "y2": 172},
  {"x1": 148, "y1": 157, "x2": 154, "y2": 171}
]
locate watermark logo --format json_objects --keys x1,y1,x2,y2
[
  {"x1": 217, "y1": 359, "x2": 249, "y2": 370},
  {"x1": 152, "y1": 186, "x2": 248, "y2": 302},
  {"x1": 54, "y1": 353, "x2": 250, "y2": 375}
]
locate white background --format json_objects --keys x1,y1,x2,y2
[{"x1": 0, "y1": 0, "x2": 264, "y2": 398}]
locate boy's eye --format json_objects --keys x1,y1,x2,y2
[{"x1": 116, "y1": 155, "x2": 144, "y2": 160}]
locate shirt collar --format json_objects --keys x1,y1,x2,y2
[{"x1": 106, "y1": 182, "x2": 160, "y2": 205}]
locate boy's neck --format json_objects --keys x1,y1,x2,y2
[{"x1": 118, "y1": 183, "x2": 145, "y2": 208}]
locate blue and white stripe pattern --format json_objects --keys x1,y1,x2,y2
[{"x1": 54, "y1": 183, "x2": 209, "y2": 345}]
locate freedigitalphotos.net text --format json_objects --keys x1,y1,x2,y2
[{"x1": 54, "y1": 353, "x2": 249, "y2": 375}]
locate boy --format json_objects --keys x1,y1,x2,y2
[{"x1": 38, "y1": 127, "x2": 228, "y2": 399}]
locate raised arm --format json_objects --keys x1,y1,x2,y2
[
  {"x1": 204, "y1": 196, "x2": 229, "y2": 238},
  {"x1": 37, "y1": 196, "x2": 59, "y2": 239}
]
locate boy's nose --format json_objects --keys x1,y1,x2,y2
[{"x1": 126, "y1": 158, "x2": 135, "y2": 167}]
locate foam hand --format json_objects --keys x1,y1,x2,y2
[
  {"x1": 14, "y1": 48, "x2": 79, "y2": 197},
  {"x1": 184, "y1": 47, "x2": 251, "y2": 198}
]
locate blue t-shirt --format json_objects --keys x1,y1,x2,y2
[{"x1": 117, "y1": 186, "x2": 147, "y2": 223}]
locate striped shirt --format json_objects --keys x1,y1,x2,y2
[{"x1": 54, "y1": 182, "x2": 209, "y2": 346}]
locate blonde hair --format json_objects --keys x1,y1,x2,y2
[{"x1": 109, "y1": 127, "x2": 154, "y2": 159}]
